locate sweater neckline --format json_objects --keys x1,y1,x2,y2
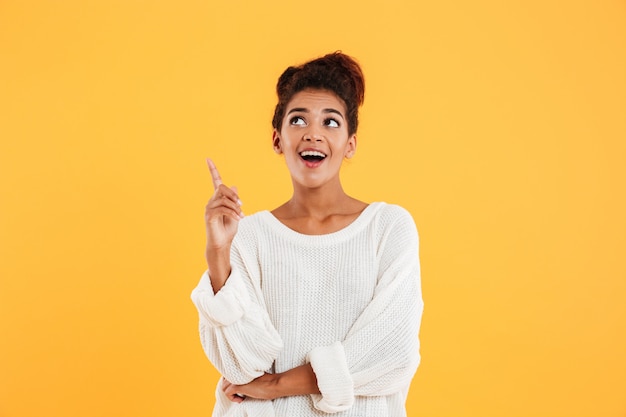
[{"x1": 258, "y1": 202, "x2": 384, "y2": 243}]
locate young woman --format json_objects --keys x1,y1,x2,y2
[{"x1": 191, "y1": 52, "x2": 424, "y2": 417}]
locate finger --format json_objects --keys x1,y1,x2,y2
[
  {"x1": 212, "y1": 184, "x2": 240, "y2": 205},
  {"x1": 224, "y1": 384, "x2": 246, "y2": 402},
  {"x1": 206, "y1": 189, "x2": 244, "y2": 218},
  {"x1": 206, "y1": 158, "x2": 223, "y2": 190},
  {"x1": 230, "y1": 394, "x2": 245, "y2": 403},
  {"x1": 223, "y1": 383, "x2": 245, "y2": 403},
  {"x1": 231, "y1": 186, "x2": 243, "y2": 206},
  {"x1": 206, "y1": 195, "x2": 241, "y2": 214},
  {"x1": 206, "y1": 206, "x2": 244, "y2": 222}
]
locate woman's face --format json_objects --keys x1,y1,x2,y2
[{"x1": 273, "y1": 88, "x2": 356, "y2": 190}]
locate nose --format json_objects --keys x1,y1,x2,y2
[{"x1": 303, "y1": 132, "x2": 323, "y2": 142}]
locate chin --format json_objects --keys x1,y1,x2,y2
[{"x1": 288, "y1": 173, "x2": 318, "y2": 187}]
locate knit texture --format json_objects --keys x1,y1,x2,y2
[{"x1": 191, "y1": 202, "x2": 423, "y2": 416}]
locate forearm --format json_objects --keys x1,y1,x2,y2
[
  {"x1": 223, "y1": 364, "x2": 320, "y2": 401},
  {"x1": 206, "y1": 245, "x2": 231, "y2": 293},
  {"x1": 276, "y1": 364, "x2": 320, "y2": 397}
]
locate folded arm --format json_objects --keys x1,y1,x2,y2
[{"x1": 221, "y1": 210, "x2": 423, "y2": 412}]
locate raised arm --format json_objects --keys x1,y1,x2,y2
[
  {"x1": 191, "y1": 158, "x2": 283, "y2": 385},
  {"x1": 204, "y1": 158, "x2": 244, "y2": 292}
]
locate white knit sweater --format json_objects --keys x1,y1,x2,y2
[{"x1": 191, "y1": 202, "x2": 423, "y2": 417}]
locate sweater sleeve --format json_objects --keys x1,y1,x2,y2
[
  {"x1": 306, "y1": 208, "x2": 423, "y2": 413},
  {"x1": 190, "y1": 241, "x2": 283, "y2": 385}
]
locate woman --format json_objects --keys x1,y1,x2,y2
[{"x1": 191, "y1": 52, "x2": 423, "y2": 416}]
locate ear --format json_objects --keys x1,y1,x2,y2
[
  {"x1": 345, "y1": 134, "x2": 357, "y2": 159},
  {"x1": 272, "y1": 129, "x2": 282, "y2": 154}
]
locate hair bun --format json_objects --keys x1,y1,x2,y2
[{"x1": 272, "y1": 52, "x2": 365, "y2": 135}]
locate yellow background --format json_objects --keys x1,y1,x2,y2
[{"x1": 1, "y1": 1, "x2": 625, "y2": 416}]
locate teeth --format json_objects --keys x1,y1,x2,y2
[{"x1": 300, "y1": 150, "x2": 326, "y2": 158}]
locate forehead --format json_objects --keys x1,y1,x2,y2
[{"x1": 286, "y1": 88, "x2": 347, "y2": 115}]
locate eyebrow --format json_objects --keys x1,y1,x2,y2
[{"x1": 287, "y1": 107, "x2": 345, "y2": 119}]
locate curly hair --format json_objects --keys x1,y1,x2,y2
[{"x1": 272, "y1": 52, "x2": 365, "y2": 136}]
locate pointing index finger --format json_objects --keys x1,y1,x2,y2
[{"x1": 206, "y1": 158, "x2": 223, "y2": 189}]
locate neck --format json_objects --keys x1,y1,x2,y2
[{"x1": 287, "y1": 180, "x2": 352, "y2": 218}]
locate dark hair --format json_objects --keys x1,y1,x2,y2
[{"x1": 272, "y1": 52, "x2": 365, "y2": 136}]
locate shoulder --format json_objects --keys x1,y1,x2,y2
[
  {"x1": 376, "y1": 202, "x2": 414, "y2": 220},
  {"x1": 371, "y1": 202, "x2": 418, "y2": 233},
  {"x1": 367, "y1": 203, "x2": 419, "y2": 255},
  {"x1": 368, "y1": 204, "x2": 420, "y2": 270}
]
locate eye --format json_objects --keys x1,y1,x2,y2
[
  {"x1": 324, "y1": 118, "x2": 340, "y2": 128},
  {"x1": 290, "y1": 116, "x2": 306, "y2": 126}
]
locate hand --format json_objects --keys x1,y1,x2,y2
[
  {"x1": 222, "y1": 373, "x2": 280, "y2": 403},
  {"x1": 205, "y1": 158, "x2": 243, "y2": 249},
  {"x1": 204, "y1": 158, "x2": 244, "y2": 290}
]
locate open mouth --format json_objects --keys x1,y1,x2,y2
[{"x1": 299, "y1": 150, "x2": 327, "y2": 163}]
